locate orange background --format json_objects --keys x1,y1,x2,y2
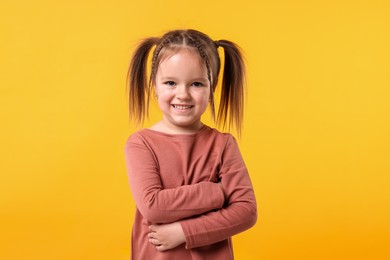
[{"x1": 1, "y1": 0, "x2": 390, "y2": 259}]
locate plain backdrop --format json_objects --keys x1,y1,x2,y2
[{"x1": 1, "y1": 0, "x2": 389, "y2": 259}]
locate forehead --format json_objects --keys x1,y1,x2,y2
[
  {"x1": 158, "y1": 46, "x2": 202, "y2": 64},
  {"x1": 157, "y1": 48, "x2": 207, "y2": 74}
]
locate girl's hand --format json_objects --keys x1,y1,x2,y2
[{"x1": 148, "y1": 222, "x2": 186, "y2": 251}]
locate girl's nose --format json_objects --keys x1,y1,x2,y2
[{"x1": 176, "y1": 85, "x2": 190, "y2": 99}]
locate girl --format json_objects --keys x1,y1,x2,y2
[{"x1": 125, "y1": 29, "x2": 257, "y2": 260}]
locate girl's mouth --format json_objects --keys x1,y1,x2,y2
[{"x1": 172, "y1": 105, "x2": 194, "y2": 110}]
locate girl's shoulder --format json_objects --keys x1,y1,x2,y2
[
  {"x1": 125, "y1": 125, "x2": 234, "y2": 145},
  {"x1": 124, "y1": 126, "x2": 240, "y2": 158}
]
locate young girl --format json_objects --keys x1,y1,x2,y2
[{"x1": 125, "y1": 29, "x2": 257, "y2": 260}]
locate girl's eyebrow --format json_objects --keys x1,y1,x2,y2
[
  {"x1": 160, "y1": 76, "x2": 208, "y2": 81},
  {"x1": 191, "y1": 77, "x2": 208, "y2": 81}
]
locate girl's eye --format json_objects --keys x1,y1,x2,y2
[
  {"x1": 192, "y1": 82, "x2": 203, "y2": 87},
  {"x1": 165, "y1": 81, "x2": 176, "y2": 86}
]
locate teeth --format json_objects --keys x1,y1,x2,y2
[{"x1": 173, "y1": 105, "x2": 193, "y2": 110}]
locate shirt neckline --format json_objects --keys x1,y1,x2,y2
[{"x1": 143, "y1": 125, "x2": 210, "y2": 138}]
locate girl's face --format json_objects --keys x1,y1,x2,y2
[{"x1": 154, "y1": 48, "x2": 211, "y2": 134}]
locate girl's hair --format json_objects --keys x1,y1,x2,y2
[{"x1": 127, "y1": 29, "x2": 246, "y2": 134}]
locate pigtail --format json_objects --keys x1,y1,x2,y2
[
  {"x1": 216, "y1": 40, "x2": 246, "y2": 136},
  {"x1": 127, "y1": 37, "x2": 159, "y2": 126}
]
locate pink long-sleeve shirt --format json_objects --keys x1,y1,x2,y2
[{"x1": 124, "y1": 125, "x2": 257, "y2": 260}]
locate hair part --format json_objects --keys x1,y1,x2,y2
[{"x1": 127, "y1": 29, "x2": 246, "y2": 135}]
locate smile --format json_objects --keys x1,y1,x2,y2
[{"x1": 172, "y1": 105, "x2": 194, "y2": 110}]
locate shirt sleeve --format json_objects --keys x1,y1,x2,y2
[
  {"x1": 180, "y1": 135, "x2": 257, "y2": 249},
  {"x1": 124, "y1": 133, "x2": 225, "y2": 224}
]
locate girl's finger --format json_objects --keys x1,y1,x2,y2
[
  {"x1": 149, "y1": 225, "x2": 157, "y2": 231},
  {"x1": 155, "y1": 245, "x2": 166, "y2": 252},
  {"x1": 149, "y1": 238, "x2": 160, "y2": 246}
]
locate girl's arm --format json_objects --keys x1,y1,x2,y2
[
  {"x1": 125, "y1": 135, "x2": 225, "y2": 224},
  {"x1": 148, "y1": 136, "x2": 257, "y2": 250}
]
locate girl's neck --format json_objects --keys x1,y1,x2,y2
[{"x1": 150, "y1": 120, "x2": 205, "y2": 135}]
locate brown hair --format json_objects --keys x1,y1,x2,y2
[{"x1": 127, "y1": 29, "x2": 246, "y2": 134}]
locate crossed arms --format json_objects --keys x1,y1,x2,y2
[{"x1": 125, "y1": 134, "x2": 257, "y2": 250}]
